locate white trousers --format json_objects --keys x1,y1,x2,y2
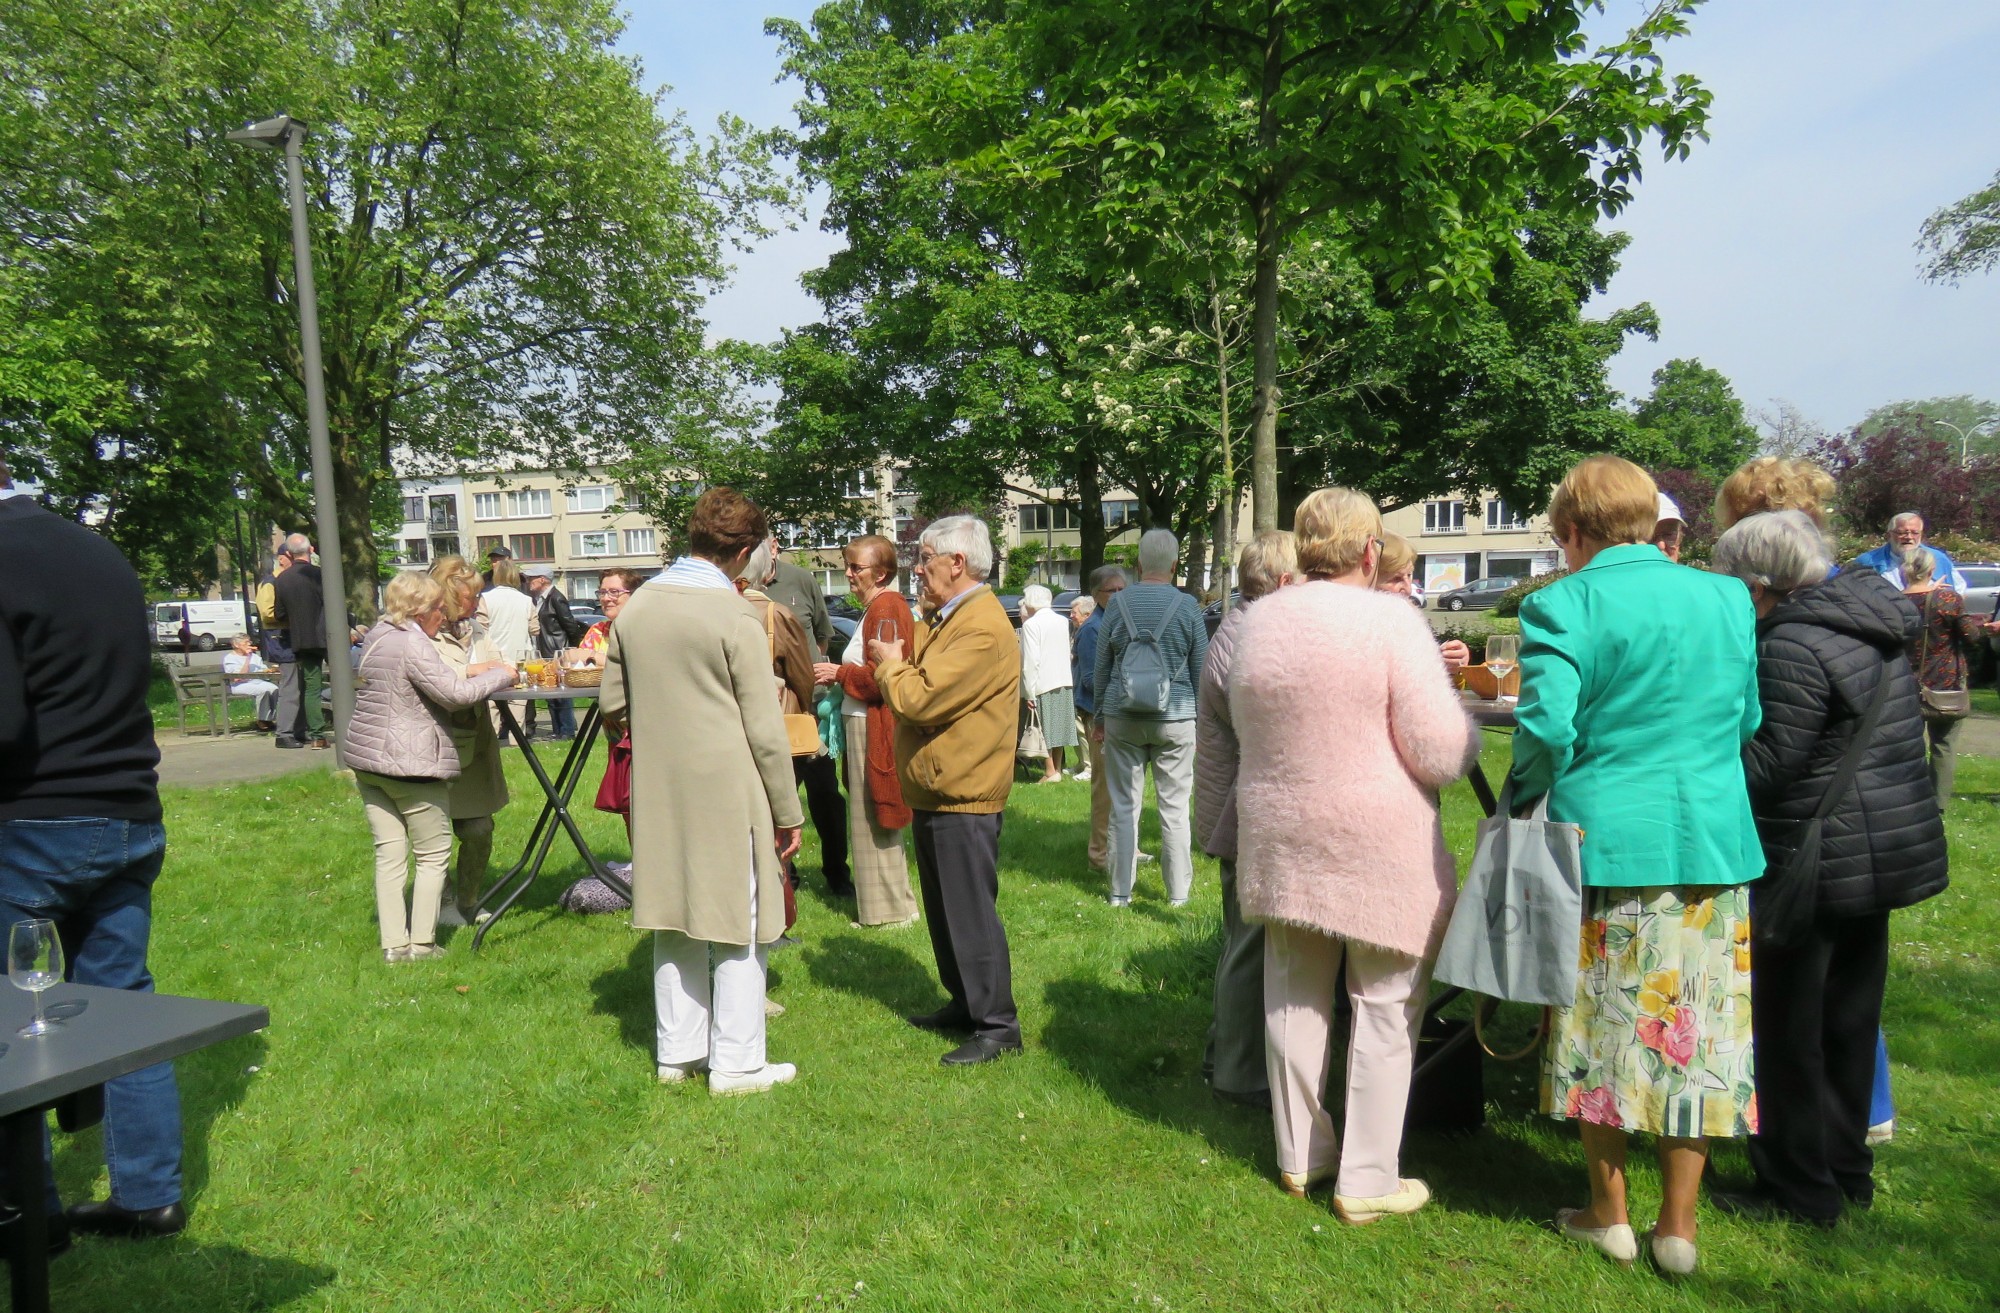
[
  {"x1": 653, "y1": 846, "x2": 769, "y2": 1077},
  {"x1": 1103, "y1": 716, "x2": 1196, "y2": 903},
  {"x1": 1264, "y1": 922, "x2": 1428, "y2": 1198}
]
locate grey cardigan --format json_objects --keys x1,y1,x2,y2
[
  {"x1": 346, "y1": 620, "x2": 517, "y2": 781},
  {"x1": 1193, "y1": 604, "x2": 1247, "y2": 858}
]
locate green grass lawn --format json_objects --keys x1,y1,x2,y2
[{"x1": 42, "y1": 733, "x2": 2000, "y2": 1311}]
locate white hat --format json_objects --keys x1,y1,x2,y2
[
  {"x1": 1656, "y1": 492, "x2": 1685, "y2": 526},
  {"x1": 520, "y1": 564, "x2": 554, "y2": 580}
]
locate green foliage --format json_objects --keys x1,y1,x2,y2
[
  {"x1": 1430, "y1": 614, "x2": 1520, "y2": 662},
  {"x1": 1003, "y1": 543, "x2": 1046, "y2": 591},
  {"x1": 1614, "y1": 358, "x2": 1761, "y2": 480},
  {"x1": 1920, "y1": 167, "x2": 2000, "y2": 284},
  {"x1": 1859, "y1": 397, "x2": 2000, "y2": 460},
  {"x1": 0, "y1": 0, "x2": 782, "y2": 614},
  {"x1": 1494, "y1": 569, "x2": 1570, "y2": 617}
]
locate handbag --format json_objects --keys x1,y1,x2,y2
[
  {"x1": 1432, "y1": 783, "x2": 1586, "y2": 1009},
  {"x1": 1754, "y1": 658, "x2": 1892, "y2": 949},
  {"x1": 1916, "y1": 592, "x2": 1972, "y2": 722},
  {"x1": 593, "y1": 735, "x2": 632, "y2": 815},
  {"x1": 763, "y1": 601, "x2": 825, "y2": 757},
  {"x1": 1018, "y1": 698, "x2": 1047, "y2": 758}
]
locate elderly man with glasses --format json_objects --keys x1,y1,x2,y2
[{"x1": 867, "y1": 515, "x2": 1023, "y2": 1065}]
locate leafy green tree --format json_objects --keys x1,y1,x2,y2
[
  {"x1": 1613, "y1": 358, "x2": 1759, "y2": 480},
  {"x1": 1858, "y1": 395, "x2": 2000, "y2": 461},
  {"x1": 984, "y1": 0, "x2": 1712, "y2": 529},
  {"x1": 0, "y1": 0, "x2": 779, "y2": 615},
  {"x1": 1919, "y1": 169, "x2": 2000, "y2": 284}
]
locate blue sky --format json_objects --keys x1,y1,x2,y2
[{"x1": 618, "y1": 0, "x2": 2000, "y2": 433}]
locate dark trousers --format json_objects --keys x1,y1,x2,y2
[
  {"x1": 795, "y1": 753, "x2": 850, "y2": 890},
  {"x1": 525, "y1": 698, "x2": 575, "y2": 740},
  {"x1": 1748, "y1": 910, "x2": 1890, "y2": 1220},
  {"x1": 911, "y1": 810, "x2": 1019, "y2": 1044},
  {"x1": 286, "y1": 649, "x2": 326, "y2": 742}
]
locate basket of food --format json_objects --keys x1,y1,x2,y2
[{"x1": 561, "y1": 664, "x2": 604, "y2": 689}]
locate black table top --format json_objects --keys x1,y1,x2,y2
[
  {"x1": 1462, "y1": 696, "x2": 1519, "y2": 729},
  {"x1": 0, "y1": 984, "x2": 267, "y2": 1117},
  {"x1": 491, "y1": 686, "x2": 601, "y2": 703}
]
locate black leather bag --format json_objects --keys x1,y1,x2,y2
[{"x1": 1754, "y1": 664, "x2": 1891, "y2": 949}]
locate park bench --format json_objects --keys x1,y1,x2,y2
[{"x1": 169, "y1": 669, "x2": 241, "y2": 737}]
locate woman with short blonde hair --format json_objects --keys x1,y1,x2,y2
[
  {"x1": 1237, "y1": 530, "x2": 1298, "y2": 601},
  {"x1": 1714, "y1": 456, "x2": 1837, "y2": 532},
  {"x1": 1548, "y1": 455, "x2": 1661, "y2": 547},
  {"x1": 1230, "y1": 487, "x2": 1475, "y2": 1222},
  {"x1": 348, "y1": 571, "x2": 518, "y2": 961}
]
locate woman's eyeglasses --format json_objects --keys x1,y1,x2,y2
[{"x1": 598, "y1": 588, "x2": 631, "y2": 599}]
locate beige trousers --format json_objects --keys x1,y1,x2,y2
[
  {"x1": 842, "y1": 713, "x2": 918, "y2": 925},
  {"x1": 1087, "y1": 715, "x2": 1111, "y2": 869},
  {"x1": 356, "y1": 772, "x2": 454, "y2": 950},
  {"x1": 1264, "y1": 922, "x2": 1428, "y2": 1198}
]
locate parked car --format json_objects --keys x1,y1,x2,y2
[
  {"x1": 1956, "y1": 561, "x2": 2000, "y2": 620},
  {"x1": 1052, "y1": 588, "x2": 1085, "y2": 615},
  {"x1": 827, "y1": 593, "x2": 863, "y2": 620},
  {"x1": 153, "y1": 599, "x2": 252, "y2": 651},
  {"x1": 570, "y1": 609, "x2": 607, "y2": 634},
  {"x1": 1434, "y1": 575, "x2": 1521, "y2": 612}
]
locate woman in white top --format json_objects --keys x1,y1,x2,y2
[
  {"x1": 1018, "y1": 584, "x2": 1078, "y2": 784},
  {"x1": 477, "y1": 558, "x2": 538, "y2": 744},
  {"x1": 223, "y1": 632, "x2": 279, "y2": 729}
]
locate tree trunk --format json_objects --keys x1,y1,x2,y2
[
  {"x1": 1075, "y1": 453, "x2": 1105, "y2": 582},
  {"x1": 333, "y1": 446, "x2": 380, "y2": 627},
  {"x1": 1247, "y1": 21, "x2": 1286, "y2": 533}
]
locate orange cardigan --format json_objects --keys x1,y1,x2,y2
[{"x1": 835, "y1": 590, "x2": 914, "y2": 829}]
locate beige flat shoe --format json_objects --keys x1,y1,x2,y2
[
  {"x1": 1334, "y1": 1178, "x2": 1431, "y2": 1224},
  {"x1": 1556, "y1": 1207, "x2": 1638, "y2": 1264},
  {"x1": 1279, "y1": 1167, "x2": 1334, "y2": 1199},
  {"x1": 1647, "y1": 1230, "x2": 1697, "y2": 1277}
]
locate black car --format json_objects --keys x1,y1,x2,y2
[{"x1": 1434, "y1": 575, "x2": 1520, "y2": 612}]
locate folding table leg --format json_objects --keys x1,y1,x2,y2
[{"x1": 3, "y1": 1106, "x2": 52, "y2": 1313}]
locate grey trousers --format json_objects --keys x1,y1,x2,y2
[
  {"x1": 274, "y1": 662, "x2": 300, "y2": 738},
  {"x1": 1103, "y1": 716, "x2": 1196, "y2": 903},
  {"x1": 911, "y1": 810, "x2": 1019, "y2": 1043},
  {"x1": 1205, "y1": 858, "x2": 1268, "y2": 1096},
  {"x1": 1926, "y1": 717, "x2": 1963, "y2": 809}
]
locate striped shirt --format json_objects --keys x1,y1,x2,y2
[{"x1": 1092, "y1": 582, "x2": 1208, "y2": 721}]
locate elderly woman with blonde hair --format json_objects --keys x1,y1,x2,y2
[
  {"x1": 427, "y1": 555, "x2": 516, "y2": 925},
  {"x1": 1230, "y1": 493, "x2": 1476, "y2": 1222},
  {"x1": 1194, "y1": 530, "x2": 1297, "y2": 1108},
  {"x1": 347, "y1": 572, "x2": 518, "y2": 961}
]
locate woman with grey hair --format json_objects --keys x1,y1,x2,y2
[
  {"x1": 1018, "y1": 584, "x2": 1078, "y2": 783},
  {"x1": 1896, "y1": 544, "x2": 1983, "y2": 808},
  {"x1": 1093, "y1": 528, "x2": 1208, "y2": 907},
  {"x1": 1707, "y1": 510, "x2": 1947, "y2": 1226}
]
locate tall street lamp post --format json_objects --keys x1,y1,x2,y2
[
  {"x1": 226, "y1": 115, "x2": 354, "y2": 759},
  {"x1": 1932, "y1": 418, "x2": 1996, "y2": 468}
]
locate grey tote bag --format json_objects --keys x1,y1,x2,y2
[{"x1": 1433, "y1": 785, "x2": 1585, "y2": 1009}]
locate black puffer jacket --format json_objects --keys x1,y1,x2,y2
[{"x1": 1743, "y1": 568, "x2": 1947, "y2": 917}]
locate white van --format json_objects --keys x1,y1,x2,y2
[{"x1": 154, "y1": 600, "x2": 251, "y2": 652}]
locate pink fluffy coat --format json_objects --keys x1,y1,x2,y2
[{"x1": 1229, "y1": 581, "x2": 1477, "y2": 958}]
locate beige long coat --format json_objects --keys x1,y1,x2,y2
[
  {"x1": 432, "y1": 625, "x2": 508, "y2": 820},
  {"x1": 602, "y1": 581, "x2": 804, "y2": 945}
]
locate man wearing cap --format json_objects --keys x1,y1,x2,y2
[
  {"x1": 524, "y1": 566, "x2": 586, "y2": 740},
  {"x1": 1650, "y1": 493, "x2": 1688, "y2": 563},
  {"x1": 484, "y1": 543, "x2": 513, "y2": 586}
]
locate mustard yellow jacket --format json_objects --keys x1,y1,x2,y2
[{"x1": 878, "y1": 586, "x2": 1019, "y2": 814}]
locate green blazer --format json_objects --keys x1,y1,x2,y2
[{"x1": 1508, "y1": 544, "x2": 1765, "y2": 890}]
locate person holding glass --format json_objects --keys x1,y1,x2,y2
[
  {"x1": 427, "y1": 555, "x2": 514, "y2": 926},
  {"x1": 815, "y1": 534, "x2": 919, "y2": 928},
  {"x1": 1377, "y1": 535, "x2": 1469, "y2": 674},
  {"x1": 602, "y1": 489, "x2": 804, "y2": 1094},
  {"x1": 347, "y1": 573, "x2": 518, "y2": 962},
  {"x1": 1511, "y1": 456, "x2": 1765, "y2": 1277}
]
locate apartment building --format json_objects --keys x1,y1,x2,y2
[
  {"x1": 393, "y1": 470, "x2": 663, "y2": 604},
  {"x1": 1382, "y1": 492, "x2": 1561, "y2": 593}
]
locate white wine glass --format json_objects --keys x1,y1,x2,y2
[
  {"x1": 1484, "y1": 634, "x2": 1520, "y2": 696},
  {"x1": 10, "y1": 919, "x2": 63, "y2": 1037}
]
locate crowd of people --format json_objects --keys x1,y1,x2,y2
[{"x1": 331, "y1": 458, "x2": 1974, "y2": 1270}]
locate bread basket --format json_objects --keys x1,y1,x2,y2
[{"x1": 561, "y1": 665, "x2": 604, "y2": 689}]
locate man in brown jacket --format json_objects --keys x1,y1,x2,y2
[{"x1": 869, "y1": 514, "x2": 1022, "y2": 1065}]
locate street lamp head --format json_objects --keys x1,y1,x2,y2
[{"x1": 225, "y1": 115, "x2": 307, "y2": 148}]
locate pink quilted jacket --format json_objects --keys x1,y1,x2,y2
[{"x1": 345, "y1": 620, "x2": 516, "y2": 781}]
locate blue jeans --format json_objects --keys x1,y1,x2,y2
[{"x1": 0, "y1": 818, "x2": 183, "y2": 1213}]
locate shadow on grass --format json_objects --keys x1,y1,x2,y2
[
  {"x1": 52, "y1": 1029, "x2": 267, "y2": 1214},
  {"x1": 588, "y1": 937, "x2": 655, "y2": 1055},
  {"x1": 54, "y1": 1240, "x2": 335, "y2": 1310},
  {"x1": 798, "y1": 933, "x2": 943, "y2": 1020}
]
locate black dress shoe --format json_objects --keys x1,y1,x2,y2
[
  {"x1": 825, "y1": 881, "x2": 857, "y2": 898},
  {"x1": 64, "y1": 1199, "x2": 187, "y2": 1239},
  {"x1": 1211, "y1": 1084, "x2": 1273, "y2": 1110},
  {"x1": 274, "y1": 736, "x2": 303, "y2": 750},
  {"x1": 1708, "y1": 1188, "x2": 1837, "y2": 1229},
  {"x1": 0, "y1": 1208, "x2": 72, "y2": 1257},
  {"x1": 907, "y1": 1008, "x2": 974, "y2": 1034},
  {"x1": 940, "y1": 1035, "x2": 1023, "y2": 1066}
]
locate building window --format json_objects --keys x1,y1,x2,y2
[
  {"x1": 1423, "y1": 500, "x2": 1465, "y2": 535},
  {"x1": 565, "y1": 485, "x2": 615, "y2": 513},
  {"x1": 571, "y1": 530, "x2": 615, "y2": 558},
  {"x1": 623, "y1": 527, "x2": 656, "y2": 556},
  {"x1": 510, "y1": 533, "x2": 554, "y2": 561},
  {"x1": 506, "y1": 488, "x2": 551, "y2": 518},
  {"x1": 472, "y1": 492, "x2": 503, "y2": 520},
  {"x1": 842, "y1": 471, "x2": 872, "y2": 499},
  {"x1": 1102, "y1": 499, "x2": 1141, "y2": 530},
  {"x1": 1019, "y1": 503, "x2": 1082, "y2": 533},
  {"x1": 427, "y1": 495, "x2": 459, "y2": 531},
  {"x1": 402, "y1": 496, "x2": 424, "y2": 524},
  {"x1": 1484, "y1": 497, "x2": 1527, "y2": 531},
  {"x1": 568, "y1": 574, "x2": 598, "y2": 603},
  {"x1": 430, "y1": 534, "x2": 461, "y2": 559},
  {"x1": 402, "y1": 537, "x2": 429, "y2": 565},
  {"x1": 475, "y1": 535, "x2": 505, "y2": 558}
]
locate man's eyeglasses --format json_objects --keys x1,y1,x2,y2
[{"x1": 916, "y1": 550, "x2": 961, "y2": 568}]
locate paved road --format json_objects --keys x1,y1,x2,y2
[{"x1": 155, "y1": 731, "x2": 337, "y2": 789}]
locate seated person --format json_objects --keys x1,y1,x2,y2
[{"x1": 222, "y1": 633, "x2": 279, "y2": 730}]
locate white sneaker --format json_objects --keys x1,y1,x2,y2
[
  {"x1": 765, "y1": 998, "x2": 787, "y2": 1018},
  {"x1": 435, "y1": 904, "x2": 467, "y2": 928},
  {"x1": 1072, "y1": 768, "x2": 1092, "y2": 782},
  {"x1": 709, "y1": 1063, "x2": 797, "y2": 1096},
  {"x1": 1866, "y1": 1118, "x2": 1895, "y2": 1146},
  {"x1": 657, "y1": 1060, "x2": 706, "y2": 1084},
  {"x1": 1138, "y1": 851, "x2": 1156, "y2": 863}
]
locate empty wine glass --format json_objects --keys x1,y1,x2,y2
[{"x1": 10, "y1": 919, "x2": 64, "y2": 1037}]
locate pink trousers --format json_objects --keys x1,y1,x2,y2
[{"x1": 1264, "y1": 922, "x2": 1428, "y2": 1198}]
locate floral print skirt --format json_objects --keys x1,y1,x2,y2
[{"x1": 1541, "y1": 884, "x2": 1757, "y2": 1139}]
